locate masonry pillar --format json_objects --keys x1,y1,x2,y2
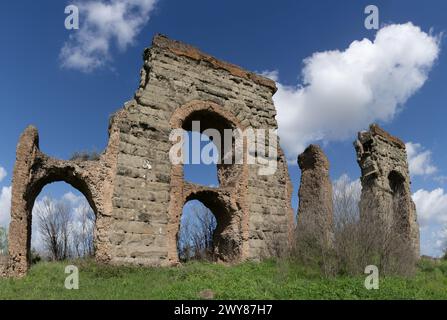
[{"x1": 297, "y1": 144, "x2": 334, "y2": 247}]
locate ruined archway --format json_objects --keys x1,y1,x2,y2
[
  {"x1": 183, "y1": 131, "x2": 220, "y2": 187},
  {"x1": 170, "y1": 100, "x2": 245, "y2": 187},
  {"x1": 181, "y1": 189, "x2": 240, "y2": 262},
  {"x1": 6, "y1": 125, "x2": 119, "y2": 276},
  {"x1": 11, "y1": 150, "x2": 99, "y2": 272},
  {"x1": 168, "y1": 100, "x2": 250, "y2": 264},
  {"x1": 355, "y1": 124, "x2": 420, "y2": 257},
  {"x1": 31, "y1": 183, "x2": 96, "y2": 261},
  {"x1": 388, "y1": 170, "x2": 409, "y2": 234},
  {"x1": 5, "y1": 34, "x2": 295, "y2": 277},
  {"x1": 177, "y1": 199, "x2": 217, "y2": 261}
]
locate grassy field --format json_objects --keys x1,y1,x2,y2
[{"x1": 0, "y1": 258, "x2": 446, "y2": 300}]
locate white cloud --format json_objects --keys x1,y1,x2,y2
[
  {"x1": 0, "y1": 186, "x2": 11, "y2": 228},
  {"x1": 405, "y1": 142, "x2": 438, "y2": 176},
  {"x1": 0, "y1": 166, "x2": 6, "y2": 183},
  {"x1": 434, "y1": 228, "x2": 447, "y2": 251},
  {"x1": 60, "y1": 0, "x2": 158, "y2": 72},
  {"x1": 333, "y1": 174, "x2": 361, "y2": 198},
  {"x1": 413, "y1": 188, "x2": 447, "y2": 227},
  {"x1": 62, "y1": 191, "x2": 83, "y2": 205},
  {"x1": 332, "y1": 174, "x2": 362, "y2": 218},
  {"x1": 270, "y1": 23, "x2": 440, "y2": 160},
  {"x1": 434, "y1": 176, "x2": 447, "y2": 185}
]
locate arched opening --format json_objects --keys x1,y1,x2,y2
[
  {"x1": 177, "y1": 190, "x2": 238, "y2": 262},
  {"x1": 177, "y1": 200, "x2": 217, "y2": 262},
  {"x1": 30, "y1": 182, "x2": 96, "y2": 263},
  {"x1": 169, "y1": 101, "x2": 247, "y2": 265},
  {"x1": 388, "y1": 170, "x2": 407, "y2": 229},
  {"x1": 183, "y1": 130, "x2": 219, "y2": 187},
  {"x1": 179, "y1": 108, "x2": 242, "y2": 188}
]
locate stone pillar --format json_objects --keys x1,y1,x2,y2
[
  {"x1": 297, "y1": 144, "x2": 334, "y2": 247},
  {"x1": 7, "y1": 126, "x2": 40, "y2": 277},
  {"x1": 354, "y1": 124, "x2": 420, "y2": 258},
  {"x1": 0, "y1": 255, "x2": 9, "y2": 277}
]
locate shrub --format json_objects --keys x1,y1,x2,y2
[
  {"x1": 70, "y1": 150, "x2": 101, "y2": 161},
  {"x1": 292, "y1": 179, "x2": 417, "y2": 277},
  {"x1": 30, "y1": 249, "x2": 42, "y2": 265}
]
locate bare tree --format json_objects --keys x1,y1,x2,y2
[
  {"x1": 178, "y1": 202, "x2": 217, "y2": 262},
  {"x1": 71, "y1": 202, "x2": 95, "y2": 258},
  {"x1": 34, "y1": 198, "x2": 71, "y2": 261},
  {"x1": 0, "y1": 226, "x2": 7, "y2": 255},
  {"x1": 292, "y1": 176, "x2": 416, "y2": 276},
  {"x1": 333, "y1": 176, "x2": 361, "y2": 231}
]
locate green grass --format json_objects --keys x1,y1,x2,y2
[{"x1": 0, "y1": 258, "x2": 446, "y2": 299}]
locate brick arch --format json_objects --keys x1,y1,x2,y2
[
  {"x1": 3, "y1": 34, "x2": 297, "y2": 277},
  {"x1": 182, "y1": 188, "x2": 242, "y2": 262},
  {"x1": 25, "y1": 163, "x2": 99, "y2": 218},
  {"x1": 167, "y1": 100, "x2": 250, "y2": 265},
  {"x1": 170, "y1": 100, "x2": 244, "y2": 131},
  {"x1": 7, "y1": 125, "x2": 119, "y2": 276}
]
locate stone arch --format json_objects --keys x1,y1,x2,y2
[
  {"x1": 7, "y1": 125, "x2": 118, "y2": 276},
  {"x1": 181, "y1": 188, "x2": 241, "y2": 261},
  {"x1": 170, "y1": 100, "x2": 243, "y2": 131},
  {"x1": 388, "y1": 170, "x2": 405, "y2": 195},
  {"x1": 170, "y1": 100, "x2": 246, "y2": 187},
  {"x1": 24, "y1": 166, "x2": 99, "y2": 264},
  {"x1": 388, "y1": 170, "x2": 409, "y2": 232},
  {"x1": 167, "y1": 100, "x2": 250, "y2": 265},
  {"x1": 26, "y1": 166, "x2": 99, "y2": 218}
]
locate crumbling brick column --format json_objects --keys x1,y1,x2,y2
[
  {"x1": 297, "y1": 144, "x2": 334, "y2": 247},
  {"x1": 354, "y1": 124, "x2": 420, "y2": 258}
]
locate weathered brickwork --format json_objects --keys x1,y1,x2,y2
[
  {"x1": 297, "y1": 145, "x2": 334, "y2": 247},
  {"x1": 4, "y1": 34, "x2": 294, "y2": 277},
  {"x1": 355, "y1": 124, "x2": 420, "y2": 257},
  {"x1": 2, "y1": 35, "x2": 420, "y2": 278}
]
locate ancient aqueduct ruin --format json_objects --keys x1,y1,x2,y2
[{"x1": 1, "y1": 35, "x2": 419, "y2": 277}]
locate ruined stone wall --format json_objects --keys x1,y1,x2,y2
[
  {"x1": 297, "y1": 145, "x2": 333, "y2": 247},
  {"x1": 5, "y1": 34, "x2": 294, "y2": 276},
  {"x1": 110, "y1": 35, "x2": 294, "y2": 265},
  {"x1": 7, "y1": 124, "x2": 120, "y2": 276},
  {"x1": 355, "y1": 124, "x2": 420, "y2": 257},
  {"x1": 0, "y1": 255, "x2": 8, "y2": 277}
]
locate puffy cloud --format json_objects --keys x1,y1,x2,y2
[
  {"x1": 332, "y1": 174, "x2": 362, "y2": 218},
  {"x1": 62, "y1": 191, "x2": 84, "y2": 205},
  {"x1": 413, "y1": 188, "x2": 447, "y2": 227},
  {"x1": 434, "y1": 176, "x2": 447, "y2": 185},
  {"x1": 271, "y1": 23, "x2": 440, "y2": 160},
  {"x1": 435, "y1": 228, "x2": 447, "y2": 252},
  {"x1": 406, "y1": 142, "x2": 437, "y2": 176},
  {"x1": 60, "y1": 0, "x2": 158, "y2": 72},
  {"x1": 0, "y1": 166, "x2": 6, "y2": 183},
  {"x1": 333, "y1": 174, "x2": 361, "y2": 199},
  {"x1": 0, "y1": 186, "x2": 11, "y2": 228}
]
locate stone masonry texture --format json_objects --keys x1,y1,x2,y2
[
  {"x1": 4, "y1": 34, "x2": 295, "y2": 277},
  {"x1": 1, "y1": 35, "x2": 420, "y2": 278},
  {"x1": 354, "y1": 124, "x2": 420, "y2": 258},
  {"x1": 297, "y1": 144, "x2": 334, "y2": 247}
]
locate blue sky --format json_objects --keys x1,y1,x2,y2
[{"x1": 0, "y1": 0, "x2": 446, "y2": 256}]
